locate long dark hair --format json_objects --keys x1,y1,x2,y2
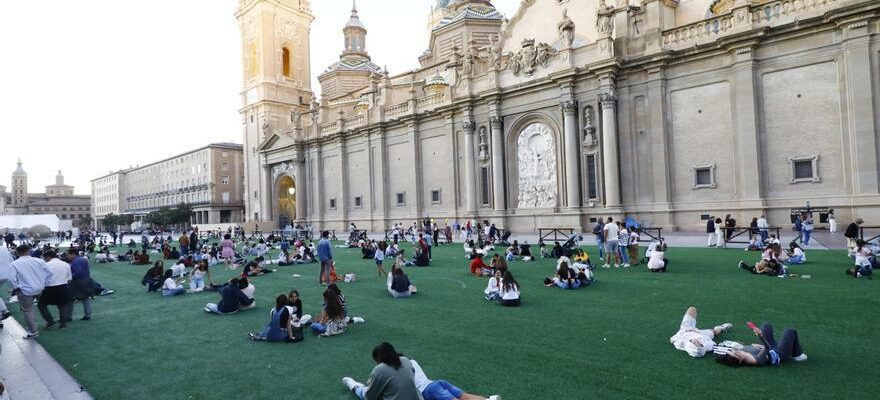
[
  {"x1": 323, "y1": 290, "x2": 344, "y2": 320},
  {"x1": 274, "y1": 294, "x2": 288, "y2": 311},
  {"x1": 163, "y1": 269, "x2": 173, "y2": 280},
  {"x1": 372, "y1": 342, "x2": 402, "y2": 369},
  {"x1": 502, "y1": 270, "x2": 518, "y2": 292}
]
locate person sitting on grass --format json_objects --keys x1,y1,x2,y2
[
  {"x1": 713, "y1": 322, "x2": 808, "y2": 366},
  {"x1": 544, "y1": 261, "x2": 591, "y2": 289},
  {"x1": 550, "y1": 242, "x2": 564, "y2": 258},
  {"x1": 469, "y1": 254, "x2": 491, "y2": 277},
  {"x1": 670, "y1": 306, "x2": 733, "y2": 358},
  {"x1": 311, "y1": 289, "x2": 347, "y2": 337},
  {"x1": 286, "y1": 289, "x2": 312, "y2": 326},
  {"x1": 498, "y1": 270, "x2": 521, "y2": 307},
  {"x1": 161, "y1": 269, "x2": 186, "y2": 297},
  {"x1": 132, "y1": 250, "x2": 151, "y2": 265},
  {"x1": 141, "y1": 261, "x2": 165, "y2": 292},
  {"x1": 275, "y1": 249, "x2": 294, "y2": 266},
  {"x1": 188, "y1": 260, "x2": 212, "y2": 293},
  {"x1": 170, "y1": 257, "x2": 188, "y2": 278},
  {"x1": 572, "y1": 249, "x2": 591, "y2": 270},
  {"x1": 489, "y1": 253, "x2": 508, "y2": 274},
  {"x1": 484, "y1": 269, "x2": 502, "y2": 301},
  {"x1": 519, "y1": 242, "x2": 534, "y2": 261},
  {"x1": 738, "y1": 243, "x2": 784, "y2": 276},
  {"x1": 243, "y1": 260, "x2": 276, "y2": 277},
  {"x1": 848, "y1": 239, "x2": 874, "y2": 278},
  {"x1": 647, "y1": 243, "x2": 669, "y2": 272},
  {"x1": 340, "y1": 342, "x2": 422, "y2": 400},
  {"x1": 343, "y1": 354, "x2": 501, "y2": 400},
  {"x1": 387, "y1": 265, "x2": 416, "y2": 298},
  {"x1": 786, "y1": 242, "x2": 806, "y2": 265},
  {"x1": 204, "y1": 277, "x2": 254, "y2": 314},
  {"x1": 249, "y1": 293, "x2": 305, "y2": 343}
]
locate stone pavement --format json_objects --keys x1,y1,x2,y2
[{"x1": 0, "y1": 317, "x2": 92, "y2": 400}]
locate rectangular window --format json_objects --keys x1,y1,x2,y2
[
  {"x1": 695, "y1": 168, "x2": 711, "y2": 186},
  {"x1": 480, "y1": 167, "x2": 490, "y2": 206},
  {"x1": 396, "y1": 192, "x2": 406, "y2": 207},
  {"x1": 692, "y1": 165, "x2": 716, "y2": 189},
  {"x1": 222, "y1": 192, "x2": 230, "y2": 204},
  {"x1": 585, "y1": 154, "x2": 598, "y2": 200},
  {"x1": 431, "y1": 189, "x2": 441, "y2": 204},
  {"x1": 354, "y1": 196, "x2": 363, "y2": 208},
  {"x1": 329, "y1": 198, "x2": 337, "y2": 210},
  {"x1": 790, "y1": 156, "x2": 820, "y2": 183},
  {"x1": 221, "y1": 162, "x2": 229, "y2": 171}
]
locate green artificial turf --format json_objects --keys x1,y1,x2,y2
[{"x1": 17, "y1": 242, "x2": 879, "y2": 399}]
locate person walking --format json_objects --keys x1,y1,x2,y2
[
  {"x1": 317, "y1": 231, "x2": 333, "y2": 285},
  {"x1": 66, "y1": 249, "x2": 93, "y2": 321},
  {"x1": 9, "y1": 245, "x2": 51, "y2": 338},
  {"x1": 844, "y1": 218, "x2": 863, "y2": 256},
  {"x1": 706, "y1": 216, "x2": 716, "y2": 247},
  {"x1": 38, "y1": 250, "x2": 73, "y2": 329},
  {"x1": 757, "y1": 215, "x2": 769, "y2": 243},
  {"x1": 801, "y1": 213, "x2": 814, "y2": 246},
  {"x1": 0, "y1": 246, "x2": 14, "y2": 326},
  {"x1": 828, "y1": 209, "x2": 837, "y2": 233}
]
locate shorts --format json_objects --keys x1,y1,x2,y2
[
  {"x1": 678, "y1": 313, "x2": 714, "y2": 338},
  {"x1": 375, "y1": 260, "x2": 384, "y2": 267},
  {"x1": 605, "y1": 240, "x2": 619, "y2": 255},
  {"x1": 422, "y1": 380, "x2": 464, "y2": 400}
]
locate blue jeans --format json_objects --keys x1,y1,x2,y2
[
  {"x1": 163, "y1": 287, "x2": 185, "y2": 297},
  {"x1": 788, "y1": 255, "x2": 805, "y2": 264},
  {"x1": 618, "y1": 245, "x2": 630, "y2": 264},
  {"x1": 761, "y1": 323, "x2": 803, "y2": 363},
  {"x1": 802, "y1": 230, "x2": 812, "y2": 245},
  {"x1": 596, "y1": 238, "x2": 605, "y2": 259},
  {"x1": 423, "y1": 380, "x2": 465, "y2": 400}
]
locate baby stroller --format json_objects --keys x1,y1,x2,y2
[
  {"x1": 497, "y1": 230, "x2": 512, "y2": 247},
  {"x1": 348, "y1": 229, "x2": 368, "y2": 244},
  {"x1": 561, "y1": 234, "x2": 583, "y2": 257}
]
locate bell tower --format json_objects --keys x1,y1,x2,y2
[
  {"x1": 10, "y1": 159, "x2": 28, "y2": 212},
  {"x1": 236, "y1": 0, "x2": 313, "y2": 223}
]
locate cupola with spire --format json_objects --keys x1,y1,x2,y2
[{"x1": 318, "y1": 0, "x2": 383, "y2": 100}]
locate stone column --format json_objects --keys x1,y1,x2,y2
[
  {"x1": 646, "y1": 67, "x2": 672, "y2": 207},
  {"x1": 731, "y1": 46, "x2": 764, "y2": 203},
  {"x1": 261, "y1": 163, "x2": 273, "y2": 223},
  {"x1": 463, "y1": 120, "x2": 478, "y2": 213},
  {"x1": 843, "y1": 21, "x2": 879, "y2": 195},
  {"x1": 600, "y1": 92, "x2": 621, "y2": 208},
  {"x1": 293, "y1": 155, "x2": 306, "y2": 222},
  {"x1": 490, "y1": 116, "x2": 505, "y2": 211},
  {"x1": 409, "y1": 122, "x2": 423, "y2": 218},
  {"x1": 562, "y1": 100, "x2": 581, "y2": 208}
]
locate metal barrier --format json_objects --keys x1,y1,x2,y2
[
  {"x1": 722, "y1": 227, "x2": 783, "y2": 244},
  {"x1": 858, "y1": 226, "x2": 880, "y2": 243},
  {"x1": 538, "y1": 228, "x2": 575, "y2": 242},
  {"x1": 637, "y1": 227, "x2": 664, "y2": 243}
]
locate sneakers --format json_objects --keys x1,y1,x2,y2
[
  {"x1": 24, "y1": 331, "x2": 39, "y2": 339},
  {"x1": 204, "y1": 307, "x2": 212, "y2": 313},
  {"x1": 81, "y1": 316, "x2": 91, "y2": 321},
  {"x1": 601, "y1": 264, "x2": 610, "y2": 269},
  {"x1": 738, "y1": 261, "x2": 750, "y2": 271},
  {"x1": 614, "y1": 264, "x2": 620, "y2": 268},
  {"x1": 793, "y1": 353, "x2": 808, "y2": 362},
  {"x1": 44, "y1": 321, "x2": 57, "y2": 330},
  {"x1": 99, "y1": 289, "x2": 115, "y2": 296},
  {"x1": 715, "y1": 323, "x2": 733, "y2": 334},
  {"x1": 623, "y1": 264, "x2": 630, "y2": 268},
  {"x1": 488, "y1": 396, "x2": 502, "y2": 400},
  {"x1": 0, "y1": 311, "x2": 10, "y2": 321},
  {"x1": 248, "y1": 332, "x2": 256, "y2": 341},
  {"x1": 351, "y1": 316, "x2": 365, "y2": 323}
]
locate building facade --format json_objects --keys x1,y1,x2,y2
[
  {"x1": 91, "y1": 143, "x2": 246, "y2": 228},
  {"x1": 242, "y1": 0, "x2": 880, "y2": 232},
  {"x1": 0, "y1": 161, "x2": 92, "y2": 224}
]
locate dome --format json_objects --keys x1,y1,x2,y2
[
  {"x1": 433, "y1": 1, "x2": 501, "y2": 31},
  {"x1": 345, "y1": 0, "x2": 365, "y2": 30},
  {"x1": 423, "y1": 71, "x2": 449, "y2": 95},
  {"x1": 13, "y1": 159, "x2": 26, "y2": 175}
]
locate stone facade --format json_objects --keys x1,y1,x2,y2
[
  {"x1": 0, "y1": 162, "x2": 92, "y2": 224},
  {"x1": 91, "y1": 143, "x2": 246, "y2": 228},
  {"x1": 243, "y1": 0, "x2": 880, "y2": 232}
]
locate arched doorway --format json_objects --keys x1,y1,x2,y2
[{"x1": 277, "y1": 175, "x2": 296, "y2": 228}]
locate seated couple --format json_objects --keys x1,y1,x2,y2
[
  {"x1": 544, "y1": 261, "x2": 592, "y2": 289},
  {"x1": 249, "y1": 290, "x2": 312, "y2": 342},
  {"x1": 645, "y1": 242, "x2": 669, "y2": 272},
  {"x1": 310, "y1": 283, "x2": 365, "y2": 337},
  {"x1": 341, "y1": 342, "x2": 501, "y2": 400},
  {"x1": 204, "y1": 277, "x2": 256, "y2": 314},
  {"x1": 482, "y1": 270, "x2": 521, "y2": 307},
  {"x1": 738, "y1": 243, "x2": 787, "y2": 276}
]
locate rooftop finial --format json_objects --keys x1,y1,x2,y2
[{"x1": 352, "y1": 0, "x2": 358, "y2": 16}]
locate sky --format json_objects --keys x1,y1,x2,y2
[{"x1": 0, "y1": 0, "x2": 519, "y2": 195}]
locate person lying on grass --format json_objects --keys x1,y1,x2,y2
[
  {"x1": 544, "y1": 261, "x2": 591, "y2": 289},
  {"x1": 670, "y1": 306, "x2": 732, "y2": 358},
  {"x1": 249, "y1": 293, "x2": 305, "y2": 343},
  {"x1": 204, "y1": 277, "x2": 254, "y2": 314},
  {"x1": 242, "y1": 259, "x2": 277, "y2": 277},
  {"x1": 387, "y1": 265, "x2": 417, "y2": 298},
  {"x1": 713, "y1": 322, "x2": 808, "y2": 366},
  {"x1": 738, "y1": 243, "x2": 785, "y2": 276},
  {"x1": 340, "y1": 342, "x2": 421, "y2": 400},
  {"x1": 342, "y1": 346, "x2": 502, "y2": 400}
]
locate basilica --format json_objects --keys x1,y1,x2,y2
[{"x1": 236, "y1": 0, "x2": 880, "y2": 232}]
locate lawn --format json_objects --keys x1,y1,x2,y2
[{"x1": 19, "y1": 241, "x2": 878, "y2": 399}]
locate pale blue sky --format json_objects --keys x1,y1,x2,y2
[{"x1": 0, "y1": 0, "x2": 519, "y2": 194}]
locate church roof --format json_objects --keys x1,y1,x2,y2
[
  {"x1": 320, "y1": 57, "x2": 382, "y2": 76},
  {"x1": 13, "y1": 160, "x2": 26, "y2": 175},
  {"x1": 434, "y1": 1, "x2": 502, "y2": 30},
  {"x1": 345, "y1": 0, "x2": 365, "y2": 29}
]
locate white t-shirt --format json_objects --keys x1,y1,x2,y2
[
  {"x1": 603, "y1": 223, "x2": 620, "y2": 241},
  {"x1": 501, "y1": 283, "x2": 520, "y2": 300},
  {"x1": 410, "y1": 359, "x2": 433, "y2": 393},
  {"x1": 162, "y1": 278, "x2": 179, "y2": 290},
  {"x1": 484, "y1": 276, "x2": 501, "y2": 295},
  {"x1": 647, "y1": 251, "x2": 665, "y2": 270},
  {"x1": 45, "y1": 258, "x2": 72, "y2": 287},
  {"x1": 670, "y1": 314, "x2": 715, "y2": 357},
  {"x1": 792, "y1": 247, "x2": 805, "y2": 261},
  {"x1": 0, "y1": 247, "x2": 14, "y2": 281},
  {"x1": 241, "y1": 283, "x2": 256, "y2": 299}
]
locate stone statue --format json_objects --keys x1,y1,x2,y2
[
  {"x1": 558, "y1": 9, "x2": 575, "y2": 48},
  {"x1": 262, "y1": 121, "x2": 273, "y2": 136},
  {"x1": 506, "y1": 39, "x2": 557, "y2": 77},
  {"x1": 462, "y1": 46, "x2": 474, "y2": 76},
  {"x1": 478, "y1": 37, "x2": 503, "y2": 70},
  {"x1": 583, "y1": 106, "x2": 596, "y2": 145},
  {"x1": 291, "y1": 110, "x2": 303, "y2": 129},
  {"x1": 536, "y1": 43, "x2": 556, "y2": 68},
  {"x1": 597, "y1": 1, "x2": 615, "y2": 37},
  {"x1": 478, "y1": 127, "x2": 489, "y2": 161}
]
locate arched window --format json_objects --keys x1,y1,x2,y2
[{"x1": 282, "y1": 47, "x2": 291, "y2": 77}]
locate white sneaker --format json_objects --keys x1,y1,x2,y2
[
  {"x1": 342, "y1": 377, "x2": 358, "y2": 390},
  {"x1": 488, "y1": 396, "x2": 502, "y2": 400},
  {"x1": 601, "y1": 264, "x2": 610, "y2": 269},
  {"x1": 623, "y1": 264, "x2": 630, "y2": 268},
  {"x1": 351, "y1": 316, "x2": 365, "y2": 323},
  {"x1": 793, "y1": 353, "x2": 808, "y2": 362},
  {"x1": 716, "y1": 323, "x2": 733, "y2": 333},
  {"x1": 614, "y1": 264, "x2": 620, "y2": 268}
]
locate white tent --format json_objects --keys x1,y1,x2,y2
[{"x1": 0, "y1": 214, "x2": 62, "y2": 233}]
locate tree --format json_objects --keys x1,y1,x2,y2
[
  {"x1": 118, "y1": 214, "x2": 135, "y2": 228},
  {"x1": 102, "y1": 213, "x2": 119, "y2": 231},
  {"x1": 77, "y1": 215, "x2": 93, "y2": 229}
]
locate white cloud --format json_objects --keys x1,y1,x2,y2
[{"x1": 0, "y1": 0, "x2": 520, "y2": 194}]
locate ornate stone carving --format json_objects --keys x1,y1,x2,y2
[
  {"x1": 271, "y1": 162, "x2": 296, "y2": 181},
  {"x1": 489, "y1": 116, "x2": 503, "y2": 129},
  {"x1": 560, "y1": 100, "x2": 577, "y2": 115},
  {"x1": 478, "y1": 127, "x2": 489, "y2": 162},
  {"x1": 262, "y1": 121, "x2": 273, "y2": 136},
  {"x1": 597, "y1": 1, "x2": 615, "y2": 37},
  {"x1": 558, "y1": 9, "x2": 575, "y2": 48},
  {"x1": 477, "y1": 37, "x2": 503, "y2": 70},
  {"x1": 599, "y1": 92, "x2": 617, "y2": 108},
  {"x1": 516, "y1": 123, "x2": 559, "y2": 208},
  {"x1": 462, "y1": 121, "x2": 477, "y2": 132},
  {"x1": 507, "y1": 39, "x2": 558, "y2": 77}
]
